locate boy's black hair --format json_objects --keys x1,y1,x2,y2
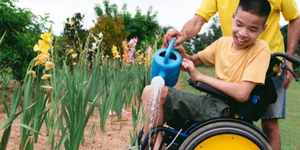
[{"x1": 238, "y1": 0, "x2": 271, "y2": 19}]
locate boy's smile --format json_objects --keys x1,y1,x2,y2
[{"x1": 232, "y1": 8, "x2": 266, "y2": 49}]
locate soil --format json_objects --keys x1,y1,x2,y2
[{"x1": 0, "y1": 111, "x2": 133, "y2": 150}]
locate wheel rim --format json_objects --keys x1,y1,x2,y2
[{"x1": 194, "y1": 134, "x2": 260, "y2": 150}]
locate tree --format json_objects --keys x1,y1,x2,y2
[
  {"x1": 0, "y1": 0, "x2": 45, "y2": 80},
  {"x1": 92, "y1": 1, "x2": 127, "y2": 56},
  {"x1": 122, "y1": 7, "x2": 161, "y2": 48},
  {"x1": 93, "y1": 0, "x2": 161, "y2": 54},
  {"x1": 57, "y1": 13, "x2": 88, "y2": 65},
  {"x1": 91, "y1": 15, "x2": 126, "y2": 56}
]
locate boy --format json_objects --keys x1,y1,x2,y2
[
  {"x1": 141, "y1": 0, "x2": 271, "y2": 149},
  {"x1": 164, "y1": 0, "x2": 300, "y2": 148}
]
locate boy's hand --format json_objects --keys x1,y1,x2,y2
[{"x1": 182, "y1": 58, "x2": 199, "y2": 80}]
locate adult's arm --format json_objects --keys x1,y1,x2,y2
[
  {"x1": 177, "y1": 15, "x2": 207, "y2": 44},
  {"x1": 284, "y1": 17, "x2": 300, "y2": 88},
  {"x1": 287, "y1": 17, "x2": 300, "y2": 55}
]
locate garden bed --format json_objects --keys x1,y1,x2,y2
[{"x1": 0, "y1": 111, "x2": 132, "y2": 150}]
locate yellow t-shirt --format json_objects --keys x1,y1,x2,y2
[
  {"x1": 197, "y1": 37, "x2": 271, "y2": 83},
  {"x1": 196, "y1": 0, "x2": 299, "y2": 52}
]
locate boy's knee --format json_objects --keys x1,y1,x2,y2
[
  {"x1": 160, "y1": 87, "x2": 169, "y2": 104},
  {"x1": 141, "y1": 86, "x2": 169, "y2": 105}
]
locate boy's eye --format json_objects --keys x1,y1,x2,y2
[
  {"x1": 249, "y1": 28, "x2": 258, "y2": 32},
  {"x1": 235, "y1": 20, "x2": 243, "y2": 27},
  {"x1": 236, "y1": 22, "x2": 242, "y2": 27}
]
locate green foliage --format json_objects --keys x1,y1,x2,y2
[
  {"x1": 122, "y1": 7, "x2": 161, "y2": 48},
  {"x1": 0, "y1": 31, "x2": 6, "y2": 46},
  {"x1": 57, "y1": 13, "x2": 88, "y2": 66},
  {"x1": 91, "y1": 14, "x2": 126, "y2": 56},
  {"x1": 0, "y1": 0, "x2": 45, "y2": 80},
  {"x1": 93, "y1": 0, "x2": 162, "y2": 55}
]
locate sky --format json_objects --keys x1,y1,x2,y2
[{"x1": 16, "y1": 0, "x2": 300, "y2": 35}]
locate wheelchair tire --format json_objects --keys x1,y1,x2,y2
[{"x1": 179, "y1": 119, "x2": 271, "y2": 150}]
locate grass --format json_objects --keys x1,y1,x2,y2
[
  {"x1": 281, "y1": 81, "x2": 300, "y2": 150},
  {"x1": 179, "y1": 66, "x2": 300, "y2": 150}
]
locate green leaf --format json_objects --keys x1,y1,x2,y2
[{"x1": 0, "y1": 31, "x2": 6, "y2": 46}]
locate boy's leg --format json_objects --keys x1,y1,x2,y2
[
  {"x1": 261, "y1": 74, "x2": 286, "y2": 150},
  {"x1": 141, "y1": 87, "x2": 230, "y2": 148},
  {"x1": 163, "y1": 88, "x2": 230, "y2": 127}
]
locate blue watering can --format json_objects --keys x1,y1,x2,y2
[{"x1": 150, "y1": 38, "x2": 182, "y2": 87}]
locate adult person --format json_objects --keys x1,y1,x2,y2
[{"x1": 164, "y1": 0, "x2": 300, "y2": 149}]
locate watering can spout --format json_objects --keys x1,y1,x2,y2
[{"x1": 163, "y1": 38, "x2": 177, "y2": 64}]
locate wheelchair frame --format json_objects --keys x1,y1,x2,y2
[{"x1": 139, "y1": 53, "x2": 300, "y2": 150}]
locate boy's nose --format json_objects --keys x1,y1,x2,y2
[{"x1": 238, "y1": 28, "x2": 248, "y2": 38}]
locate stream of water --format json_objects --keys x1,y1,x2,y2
[{"x1": 148, "y1": 76, "x2": 165, "y2": 149}]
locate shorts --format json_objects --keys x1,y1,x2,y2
[
  {"x1": 261, "y1": 70, "x2": 286, "y2": 119},
  {"x1": 164, "y1": 88, "x2": 230, "y2": 128}
]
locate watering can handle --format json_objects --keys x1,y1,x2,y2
[{"x1": 164, "y1": 38, "x2": 177, "y2": 63}]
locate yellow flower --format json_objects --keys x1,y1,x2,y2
[
  {"x1": 34, "y1": 40, "x2": 51, "y2": 54},
  {"x1": 66, "y1": 48, "x2": 74, "y2": 55},
  {"x1": 111, "y1": 45, "x2": 120, "y2": 59},
  {"x1": 34, "y1": 53, "x2": 49, "y2": 66},
  {"x1": 71, "y1": 53, "x2": 78, "y2": 59},
  {"x1": 40, "y1": 32, "x2": 53, "y2": 44},
  {"x1": 33, "y1": 44, "x2": 39, "y2": 52},
  {"x1": 45, "y1": 61, "x2": 55, "y2": 70},
  {"x1": 27, "y1": 70, "x2": 36, "y2": 78},
  {"x1": 41, "y1": 74, "x2": 52, "y2": 80}
]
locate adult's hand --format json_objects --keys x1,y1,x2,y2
[
  {"x1": 162, "y1": 29, "x2": 185, "y2": 48},
  {"x1": 283, "y1": 61, "x2": 294, "y2": 89}
]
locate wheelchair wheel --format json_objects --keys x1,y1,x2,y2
[{"x1": 179, "y1": 119, "x2": 271, "y2": 150}]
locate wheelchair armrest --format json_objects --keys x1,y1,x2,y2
[{"x1": 187, "y1": 79, "x2": 234, "y2": 101}]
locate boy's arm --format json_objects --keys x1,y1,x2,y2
[
  {"x1": 177, "y1": 45, "x2": 212, "y2": 66},
  {"x1": 194, "y1": 73, "x2": 256, "y2": 102},
  {"x1": 182, "y1": 58, "x2": 256, "y2": 102}
]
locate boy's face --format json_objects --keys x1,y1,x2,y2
[{"x1": 232, "y1": 8, "x2": 266, "y2": 49}]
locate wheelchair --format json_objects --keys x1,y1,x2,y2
[{"x1": 139, "y1": 53, "x2": 300, "y2": 150}]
